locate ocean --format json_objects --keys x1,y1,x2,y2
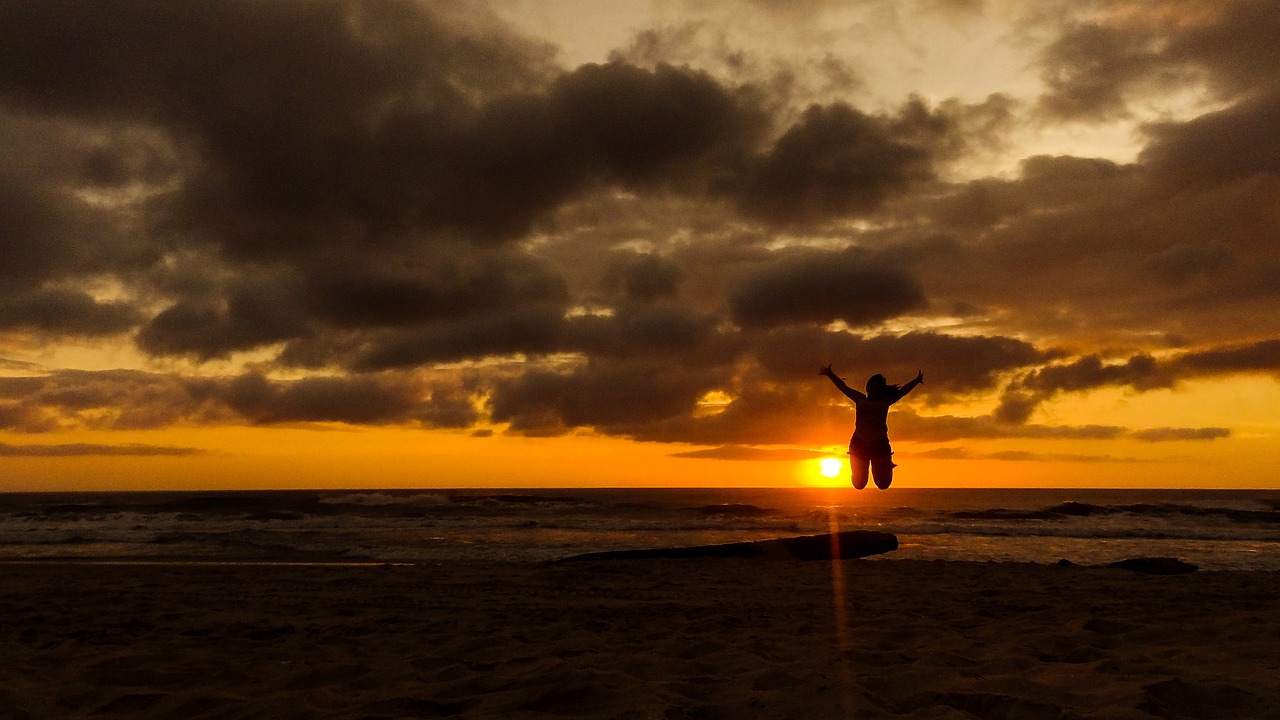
[{"x1": 2, "y1": 488, "x2": 1279, "y2": 571}]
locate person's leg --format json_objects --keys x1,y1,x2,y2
[
  {"x1": 871, "y1": 457, "x2": 895, "y2": 490},
  {"x1": 850, "y1": 454, "x2": 870, "y2": 490}
]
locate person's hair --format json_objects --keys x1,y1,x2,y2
[{"x1": 866, "y1": 373, "x2": 900, "y2": 397}]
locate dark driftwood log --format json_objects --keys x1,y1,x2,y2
[
  {"x1": 1106, "y1": 557, "x2": 1199, "y2": 574},
  {"x1": 565, "y1": 530, "x2": 898, "y2": 561}
]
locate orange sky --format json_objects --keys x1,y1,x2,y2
[{"x1": 2, "y1": 0, "x2": 1279, "y2": 491}]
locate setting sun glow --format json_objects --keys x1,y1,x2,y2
[{"x1": 819, "y1": 457, "x2": 843, "y2": 478}]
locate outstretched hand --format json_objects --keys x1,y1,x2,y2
[
  {"x1": 819, "y1": 364, "x2": 835, "y2": 378},
  {"x1": 914, "y1": 370, "x2": 924, "y2": 384}
]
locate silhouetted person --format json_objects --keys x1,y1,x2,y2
[{"x1": 820, "y1": 366, "x2": 923, "y2": 490}]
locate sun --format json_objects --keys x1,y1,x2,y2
[{"x1": 819, "y1": 457, "x2": 843, "y2": 478}]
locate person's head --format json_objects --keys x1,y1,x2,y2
[
  {"x1": 866, "y1": 373, "x2": 888, "y2": 398},
  {"x1": 866, "y1": 373, "x2": 901, "y2": 399}
]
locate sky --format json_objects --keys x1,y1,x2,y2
[{"x1": 1, "y1": 0, "x2": 1279, "y2": 490}]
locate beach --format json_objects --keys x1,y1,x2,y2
[{"x1": 4, "y1": 558, "x2": 1279, "y2": 719}]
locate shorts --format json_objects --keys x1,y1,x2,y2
[{"x1": 848, "y1": 436, "x2": 893, "y2": 462}]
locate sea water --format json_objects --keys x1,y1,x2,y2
[{"x1": 1, "y1": 488, "x2": 1278, "y2": 570}]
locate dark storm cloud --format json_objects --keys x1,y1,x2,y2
[
  {"x1": 733, "y1": 103, "x2": 933, "y2": 224},
  {"x1": 0, "y1": 0, "x2": 975, "y2": 369},
  {"x1": 1029, "y1": 340, "x2": 1280, "y2": 392},
  {"x1": 996, "y1": 354, "x2": 1174, "y2": 424},
  {"x1": 308, "y1": 252, "x2": 569, "y2": 330},
  {"x1": 602, "y1": 253, "x2": 684, "y2": 302},
  {"x1": 337, "y1": 303, "x2": 570, "y2": 371},
  {"x1": 295, "y1": 293, "x2": 734, "y2": 372},
  {"x1": 0, "y1": 0, "x2": 559, "y2": 239},
  {"x1": 1021, "y1": 354, "x2": 1172, "y2": 394},
  {"x1": 134, "y1": 248, "x2": 572, "y2": 363},
  {"x1": 914, "y1": 135, "x2": 1279, "y2": 346},
  {"x1": 548, "y1": 61, "x2": 763, "y2": 187},
  {"x1": 1176, "y1": 339, "x2": 1280, "y2": 375},
  {"x1": 0, "y1": 288, "x2": 142, "y2": 337},
  {"x1": 1035, "y1": 0, "x2": 1280, "y2": 122},
  {"x1": 488, "y1": 359, "x2": 722, "y2": 436},
  {"x1": 0, "y1": 114, "x2": 159, "y2": 296},
  {"x1": 754, "y1": 328, "x2": 1053, "y2": 396},
  {"x1": 728, "y1": 249, "x2": 926, "y2": 329},
  {"x1": 0, "y1": 1, "x2": 765, "y2": 250},
  {"x1": 0, "y1": 370, "x2": 227, "y2": 431},
  {"x1": 1140, "y1": 242, "x2": 1236, "y2": 284},
  {"x1": 1035, "y1": 20, "x2": 1169, "y2": 121},
  {"x1": 565, "y1": 302, "x2": 738, "y2": 362},
  {"x1": 1140, "y1": 90, "x2": 1280, "y2": 188},
  {"x1": 0, "y1": 442, "x2": 203, "y2": 457},
  {"x1": 224, "y1": 372, "x2": 475, "y2": 426},
  {"x1": 136, "y1": 280, "x2": 309, "y2": 360},
  {"x1": 993, "y1": 340, "x2": 1280, "y2": 424},
  {"x1": 0, "y1": 368, "x2": 476, "y2": 430}
]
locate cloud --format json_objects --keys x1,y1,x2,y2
[
  {"x1": 1033, "y1": 0, "x2": 1280, "y2": 122},
  {"x1": 754, "y1": 328, "x2": 1052, "y2": 397},
  {"x1": 728, "y1": 249, "x2": 926, "y2": 329},
  {"x1": 670, "y1": 445, "x2": 832, "y2": 461},
  {"x1": 0, "y1": 370, "x2": 226, "y2": 432},
  {"x1": 732, "y1": 102, "x2": 935, "y2": 224},
  {"x1": 893, "y1": 409, "x2": 1227, "y2": 445},
  {"x1": 997, "y1": 353, "x2": 1171, "y2": 423},
  {"x1": 0, "y1": 358, "x2": 43, "y2": 372},
  {"x1": 489, "y1": 358, "x2": 722, "y2": 436},
  {"x1": 911, "y1": 447, "x2": 1150, "y2": 463},
  {"x1": 548, "y1": 61, "x2": 763, "y2": 187},
  {"x1": 602, "y1": 252, "x2": 684, "y2": 302},
  {"x1": 0, "y1": 368, "x2": 476, "y2": 431},
  {"x1": 0, "y1": 1, "x2": 769, "y2": 251},
  {"x1": 0, "y1": 1, "x2": 1066, "y2": 370},
  {"x1": 891, "y1": 409, "x2": 1127, "y2": 443},
  {"x1": 0, "y1": 0, "x2": 1276, "y2": 465},
  {"x1": 566, "y1": 302, "x2": 734, "y2": 361},
  {"x1": 1140, "y1": 90, "x2": 1280, "y2": 188},
  {"x1": 137, "y1": 248, "x2": 573, "y2": 363},
  {"x1": 334, "y1": 304, "x2": 571, "y2": 371},
  {"x1": 0, "y1": 288, "x2": 141, "y2": 337},
  {"x1": 135, "y1": 277, "x2": 309, "y2": 360},
  {"x1": 1131, "y1": 427, "x2": 1230, "y2": 442},
  {"x1": 994, "y1": 340, "x2": 1280, "y2": 424},
  {"x1": 1176, "y1": 339, "x2": 1280, "y2": 375},
  {"x1": 1035, "y1": 20, "x2": 1171, "y2": 121},
  {"x1": 217, "y1": 371, "x2": 479, "y2": 428},
  {"x1": 0, "y1": 442, "x2": 203, "y2": 457},
  {"x1": 1013, "y1": 351, "x2": 1172, "y2": 389}
]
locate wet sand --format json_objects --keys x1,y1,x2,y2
[{"x1": 3, "y1": 558, "x2": 1279, "y2": 718}]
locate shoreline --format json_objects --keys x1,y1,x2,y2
[{"x1": 4, "y1": 558, "x2": 1278, "y2": 718}]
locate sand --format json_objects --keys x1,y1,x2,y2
[{"x1": 3, "y1": 558, "x2": 1279, "y2": 719}]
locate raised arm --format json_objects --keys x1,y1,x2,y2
[
  {"x1": 820, "y1": 365, "x2": 865, "y2": 402},
  {"x1": 897, "y1": 371, "x2": 924, "y2": 399}
]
